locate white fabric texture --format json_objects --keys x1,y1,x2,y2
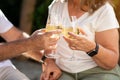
[
  {"x1": 48, "y1": 1, "x2": 119, "y2": 73},
  {"x1": 0, "y1": 10, "x2": 14, "y2": 68},
  {"x1": 0, "y1": 10, "x2": 13, "y2": 33},
  {"x1": 0, "y1": 66, "x2": 29, "y2": 80}
]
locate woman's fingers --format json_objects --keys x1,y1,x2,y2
[
  {"x1": 63, "y1": 36, "x2": 72, "y2": 43},
  {"x1": 68, "y1": 32, "x2": 81, "y2": 40}
]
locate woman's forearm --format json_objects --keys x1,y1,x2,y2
[{"x1": 92, "y1": 44, "x2": 119, "y2": 70}]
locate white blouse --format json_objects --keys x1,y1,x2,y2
[
  {"x1": 48, "y1": 1, "x2": 119, "y2": 73},
  {"x1": 0, "y1": 10, "x2": 14, "y2": 68}
]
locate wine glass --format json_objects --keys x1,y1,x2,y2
[
  {"x1": 45, "y1": 13, "x2": 61, "y2": 58},
  {"x1": 62, "y1": 16, "x2": 79, "y2": 61},
  {"x1": 70, "y1": 16, "x2": 78, "y2": 61}
]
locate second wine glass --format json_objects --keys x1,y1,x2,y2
[
  {"x1": 45, "y1": 13, "x2": 61, "y2": 59},
  {"x1": 62, "y1": 16, "x2": 79, "y2": 61}
]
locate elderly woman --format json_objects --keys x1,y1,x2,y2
[{"x1": 40, "y1": 0, "x2": 120, "y2": 80}]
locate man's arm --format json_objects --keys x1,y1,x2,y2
[
  {"x1": 0, "y1": 27, "x2": 37, "y2": 61},
  {"x1": 0, "y1": 26, "x2": 43, "y2": 61},
  {"x1": 0, "y1": 27, "x2": 61, "y2": 61}
]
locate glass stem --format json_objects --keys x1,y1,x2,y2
[{"x1": 70, "y1": 50, "x2": 75, "y2": 60}]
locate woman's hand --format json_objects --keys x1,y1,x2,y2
[
  {"x1": 40, "y1": 59, "x2": 62, "y2": 80},
  {"x1": 63, "y1": 31, "x2": 96, "y2": 52}
]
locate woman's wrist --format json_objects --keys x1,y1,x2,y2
[
  {"x1": 45, "y1": 58, "x2": 55, "y2": 63},
  {"x1": 87, "y1": 42, "x2": 99, "y2": 57},
  {"x1": 40, "y1": 55, "x2": 55, "y2": 65}
]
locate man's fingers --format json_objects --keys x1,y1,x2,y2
[
  {"x1": 40, "y1": 28, "x2": 46, "y2": 32},
  {"x1": 34, "y1": 28, "x2": 46, "y2": 34}
]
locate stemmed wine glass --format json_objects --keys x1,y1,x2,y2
[
  {"x1": 70, "y1": 16, "x2": 78, "y2": 60},
  {"x1": 62, "y1": 16, "x2": 79, "y2": 61},
  {"x1": 45, "y1": 13, "x2": 61, "y2": 58}
]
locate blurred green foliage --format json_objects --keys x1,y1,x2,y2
[
  {"x1": 0, "y1": 0, "x2": 52, "y2": 31},
  {"x1": 0, "y1": 0, "x2": 22, "y2": 26},
  {"x1": 32, "y1": 0, "x2": 52, "y2": 32}
]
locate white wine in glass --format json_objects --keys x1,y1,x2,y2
[
  {"x1": 62, "y1": 16, "x2": 79, "y2": 61},
  {"x1": 45, "y1": 14, "x2": 61, "y2": 58},
  {"x1": 62, "y1": 26, "x2": 78, "y2": 38},
  {"x1": 62, "y1": 26, "x2": 79, "y2": 60},
  {"x1": 46, "y1": 25, "x2": 56, "y2": 31}
]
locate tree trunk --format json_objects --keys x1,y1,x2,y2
[
  {"x1": 17, "y1": 0, "x2": 36, "y2": 60},
  {"x1": 19, "y1": 0, "x2": 36, "y2": 34}
]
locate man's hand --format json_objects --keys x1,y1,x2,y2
[
  {"x1": 30, "y1": 29, "x2": 61, "y2": 50},
  {"x1": 40, "y1": 58, "x2": 62, "y2": 80},
  {"x1": 22, "y1": 50, "x2": 44, "y2": 62}
]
